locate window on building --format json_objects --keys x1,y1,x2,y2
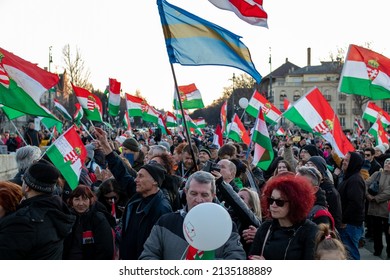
[{"x1": 339, "y1": 117, "x2": 345, "y2": 128}]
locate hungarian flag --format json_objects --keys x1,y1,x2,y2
[
  {"x1": 213, "y1": 124, "x2": 223, "y2": 148},
  {"x1": 173, "y1": 83, "x2": 204, "y2": 109},
  {"x1": 246, "y1": 90, "x2": 281, "y2": 125},
  {"x1": 46, "y1": 126, "x2": 87, "y2": 190},
  {"x1": 220, "y1": 100, "x2": 228, "y2": 136},
  {"x1": 142, "y1": 104, "x2": 159, "y2": 124},
  {"x1": 157, "y1": 114, "x2": 168, "y2": 135},
  {"x1": 165, "y1": 111, "x2": 177, "y2": 127},
  {"x1": 125, "y1": 93, "x2": 143, "y2": 117},
  {"x1": 275, "y1": 127, "x2": 286, "y2": 136},
  {"x1": 339, "y1": 44, "x2": 390, "y2": 99},
  {"x1": 252, "y1": 108, "x2": 274, "y2": 170},
  {"x1": 368, "y1": 117, "x2": 389, "y2": 146},
  {"x1": 0, "y1": 48, "x2": 59, "y2": 119},
  {"x1": 72, "y1": 85, "x2": 103, "y2": 122},
  {"x1": 362, "y1": 101, "x2": 390, "y2": 127},
  {"x1": 185, "y1": 245, "x2": 215, "y2": 260},
  {"x1": 228, "y1": 113, "x2": 250, "y2": 145},
  {"x1": 73, "y1": 103, "x2": 84, "y2": 126},
  {"x1": 283, "y1": 87, "x2": 354, "y2": 156},
  {"x1": 108, "y1": 78, "x2": 121, "y2": 116},
  {"x1": 122, "y1": 110, "x2": 132, "y2": 131},
  {"x1": 54, "y1": 99, "x2": 72, "y2": 121},
  {"x1": 283, "y1": 98, "x2": 291, "y2": 111},
  {"x1": 0, "y1": 104, "x2": 25, "y2": 120},
  {"x1": 208, "y1": 0, "x2": 268, "y2": 28},
  {"x1": 354, "y1": 118, "x2": 364, "y2": 136},
  {"x1": 194, "y1": 118, "x2": 206, "y2": 128},
  {"x1": 185, "y1": 113, "x2": 203, "y2": 135}
]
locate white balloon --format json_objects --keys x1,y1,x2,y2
[
  {"x1": 183, "y1": 203, "x2": 232, "y2": 251},
  {"x1": 238, "y1": 97, "x2": 249, "y2": 109}
]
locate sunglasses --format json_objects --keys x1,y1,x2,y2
[
  {"x1": 364, "y1": 154, "x2": 372, "y2": 157},
  {"x1": 267, "y1": 197, "x2": 289, "y2": 207}
]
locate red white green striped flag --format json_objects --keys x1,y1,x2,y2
[
  {"x1": 46, "y1": 126, "x2": 87, "y2": 190},
  {"x1": 246, "y1": 90, "x2": 281, "y2": 125},
  {"x1": 339, "y1": 44, "x2": 390, "y2": 99},
  {"x1": 362, "y1": 101, "x2": 390, "y2": 127},
  {"x1": 73, "y1": 103, "x2": 84, "y2": 126},
  {"x1": 126, "y1": 93, "x2": 143, "y2": 117},
  {"x1": 54, "y1": 99, "x2": 72, "y2": 121},
  {"x1": 252, "y1": 108, "x2": 274, "y2": 170},
  {"x1": 0, "y1": 48, "x2": 59, "y2": 119},
  {"x1": 157, "y1": 114, "x2": 168, "y2": 135},
  {"x1": 194, "y1": 117, "x2": 206, "y2": 128},
  {"x1": 185, "y1": 113, "x2": 203, "y2": 135},
  {"x1": 142, "y1": 104, "x2": 159, "y2": 124},
  {"x1": 220, "y1": 100, "x2": 228, "y2": 136},
  {"x1": 283, "y1": 87, "x2": 354, "y2": 156},
  {"x1": 368, "y1": 117, "x2": 389, "y2": 146},
  {"x1": 227, "y1": 113, "x2": 250, "y2": 145},
  {"x1": 72, "y1": 85, "x2": 103, "y2": 122},
  {"x1": 173, "y1": 83, "x2": 204, "y2": 109},
  {"x1": 165, "y1": 111, "x2": 177, "y2": 127},
  {"x1": 283, "y1": 98, "x2": 291, "y2": 111},
  {"x1": 354, "y1": 118, "x2": 363, "y2": 136},
  {"x1": 122, "y1": 110, "x2": 132, "y2": 131},
  {"x1": 275, "y1": 127, "x2": 286, "y2": 136},
  {"x1": 108, "y1": 78, "x2": 121, "y2": 117}
]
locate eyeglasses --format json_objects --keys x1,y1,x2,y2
[
  {"x1": 364, "y1": 154, "x2": 372, "y2": 157},
  {"x1": 267, "y1": 197, "x2": 289, "y2": 207}
]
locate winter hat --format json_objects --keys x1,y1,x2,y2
[
  {"x1": 140, "y1": 163, "x2": 166, "y2": 187},
  {"x1": 23, "y1": 159, "x2": 60, "y2": 194},
  {"x1": 199, "y1": 148, "x2": 211, "y2": 158},
  {"x1": 301, "y1": 144, "x2": 319, "y2": 156},
  {"x1": 122, "y1": 137, "x2": 140, "y2": 152},
  {"x1": 85, "y1": 144, "x2": 95, "y2": 160},
  {"x1": 307, "y1": 156, "x2": 327, "y2": 177},
  {"x1": 375, "y1": 144, "x2": 386, "y2": 154}
]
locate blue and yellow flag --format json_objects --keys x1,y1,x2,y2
[{"x1": 157, "y1": 0, "x2": 262, "y2": 83}]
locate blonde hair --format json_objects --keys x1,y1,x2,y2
[
  {"x1": 238, "y1": 187, "x2": 262, "y2": 220},
  {"x1": 314, "y1": 223, "x2": 347, "y2": 260}
]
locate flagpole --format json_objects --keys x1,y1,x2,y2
[
  {"x1": 169, "y1": 63, "x2": 198, "y2": 172},
  {"x1": 10, "y1": 120, "x2": 28, "y2": 146},
  {"x1": 83, "y1": 123, "x2": 95, "y2": 140}
]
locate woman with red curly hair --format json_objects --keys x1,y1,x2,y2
[{"x1": 248, "y1": 173, "x2": 318, "y2": 260}]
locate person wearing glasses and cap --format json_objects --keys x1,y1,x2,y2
[{"x1": 248, "y1": 173, "x2": 318, "y2": 260}]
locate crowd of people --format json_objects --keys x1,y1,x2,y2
[{"x1": 0, "y1": 122, "x2": 389, "y2": 260}]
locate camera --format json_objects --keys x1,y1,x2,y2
[{"x1": 202, "y1": 160, "x2": 221, "y2": 173}]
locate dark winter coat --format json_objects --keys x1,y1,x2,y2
[
  {"x1": 0, "y1": 194, "x2": 75, "y2": 259},
  {"x1": 63, "y1": 203, "x2": 115, "y2": 260}
]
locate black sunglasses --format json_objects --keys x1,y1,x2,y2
[
  {"x1": 267, "y1": 197, "x2": 289, "y2": 207},
  {"x1": 364, "y1": 154, "x2": 371, "y2": 157}
]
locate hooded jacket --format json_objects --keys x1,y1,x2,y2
[
  {"x1": 0, "y1": 194, "x2": 75, "y2": 259},
  {"x1": 337, "y1": 152, "x2": 365, "y2": 226}
]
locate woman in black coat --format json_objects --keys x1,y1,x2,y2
[{"x1": 63, "y1": 185, "x2": 115, "y2": 260}]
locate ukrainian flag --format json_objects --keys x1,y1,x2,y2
[{"x1": 157, "y1": 0, "x2": 262, "y2": 83}]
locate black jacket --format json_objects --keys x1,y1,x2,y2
[
  {"x1": 338, "y1": 152, "x2": 365, "y2": 226},
  {"x1": 63, "y1": 203, "x2": 115, "y2": 260},
  {"x1": 105, "y1": 151, "x2": 172, "y2": 260},
  {"x1": 249, "y1": 219, "x2": 318, "y2": 260},
  {"x1": 319, "y1": 179, "x2": 342, "y2": 230},
  {"x1": 0, "y1": 194, "x2": 75, "y2": 259}
]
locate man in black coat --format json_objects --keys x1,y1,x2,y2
[
  {"x1": 0, "y1": 160, "x2": 75, "y2": 259},
  {"x1": 94, "y1": 127, "x2": 172, "y2": 260}
]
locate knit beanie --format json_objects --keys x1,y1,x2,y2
[
  {"x1": 199, "y1": 148, "x2": 211, "y2": 158},
  {"x1": 122, "y1": 138, "x2": 140, "y2": 152},
  {"x1": 23, "y1": 159, "x2": 60, "y2": 194},
  {"x1": 140, "y1": 163, "x2": 166, "y2": 187},
  {"x1": 301, "y1": 144, "x2": 319, "y2": 156},
  {"x1": 307, "y1": 156, "x2": 327, "y2": 177},
  {"x1": 375, "y1": 144, "x2": 386, "y2": 154}
]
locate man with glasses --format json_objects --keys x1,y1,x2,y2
[{"x1": 364, "y1": 147, "x2": 381, "y2": 176}]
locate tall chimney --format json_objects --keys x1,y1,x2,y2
[{"x1": 307, "y1": 47, "x2": 311, "y2": 66}]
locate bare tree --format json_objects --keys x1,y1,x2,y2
[{"x1": 62, "y1": 44, "x2": 92, "y2": 92}]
